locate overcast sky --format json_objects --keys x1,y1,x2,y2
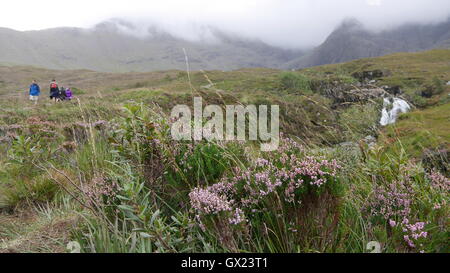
[{"x1": 1, "y1": 0, "x2": 450, "y2": 48}]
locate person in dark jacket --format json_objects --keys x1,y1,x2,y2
[
  {"x1": 50, "y1": 79, "x2": 60, "y2": 102},
  {"x1": 29, "y1": 80, "x2": 40, "y2": 105},
  {"x1": 59, "y1": 86, "x2": 66, "y2": 100}
]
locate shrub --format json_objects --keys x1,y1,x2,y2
[
  {"x1": 279, "y1": 72, "x2": 312, "y2": 94},
  {"x1": 2, "y1": 174, "x2": 60, "y2": 208},
  {"x1": 338, "y1": 103, "x2": 380, "y2": 141},
  {"x1": 188, "y1": 136, "x2": 344, "y2": 252},
  {"x1": 362, "y1": 148, "x2": 450, "y2": 253},
  {"x1": 432, "y1": 76, "x2": 445, "y2": 95}
]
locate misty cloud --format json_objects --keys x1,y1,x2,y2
[{"x1": 1, "y1": 0, "x2": 450, "y2": 48}]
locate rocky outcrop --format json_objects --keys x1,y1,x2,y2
[
  {"x1": 352, "y1": 70, "x2": 390, "y2": 82},
  {"x1": 311, "y1": 79, "x2": 386, "y2": 105},
  {"x1": 382, "y1": 85, "x2": 403, "y2": 96}
]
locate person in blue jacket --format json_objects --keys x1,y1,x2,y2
[{"x1": 29, "y1": 80, "x2": 41, "y2": 105}]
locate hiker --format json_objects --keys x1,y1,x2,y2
[
  {"x1": 59, "y1": 86, "x2": 66, "y2": 100},
  {"x1": 50, "y1": 79, "x2": 60, "y2": 101},
  {"x1": 65, "y1": 87, "x2": 73, "y2": 100},
  {"x1": 29, "y1": 80, "x2": 40, "y2": 105}
]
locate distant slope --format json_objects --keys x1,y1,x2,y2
[
  {"x1": 0, "y1": 20, "x2": 302, "y2": 73},
  {"x1": 287, "y1": 19, "x2": 450, "y2": 69},
  {"x1": 2, "y1": 18, "x2": 450, "y2": 73}
]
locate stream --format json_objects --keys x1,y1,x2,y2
[{"x1": 380, "y1": 97, "x2": 411, "y2": 126}]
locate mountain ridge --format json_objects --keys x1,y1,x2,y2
[
  {"x1": 1, "y1": 18, "x2": 450, "y2": 72},
  {"x1": 0, "y1": 21, "x2": 303, "y2": 72},
  {"x1": 287, "y1": 18, "x2": 450, "y2": 69}
]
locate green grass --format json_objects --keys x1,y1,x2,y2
[
  {"x1": 381, "y1": 102, "x2": 450, "y2": 157},
  {"x1": 0, "y1": 49, "x2": 449, "y2": 253},
  {"x1": 301, "y1": 49, "x2": 450, "y2": 106}
]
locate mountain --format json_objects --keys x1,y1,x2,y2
[
  {"x1": 0, "y1": 20, "x2": 302, "y2": 72},
  {"x1": 2, "y1": 18, "x2": 450, "y2": 72},
  {"x1": 287, "y1": 18, "x2": 450, "y2": 69}
]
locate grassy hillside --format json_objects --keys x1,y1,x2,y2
[{"x1": 0, "y1": 50, "x2": 448, "y2": 253}]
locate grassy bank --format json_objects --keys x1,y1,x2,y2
[{"x1": 0, "y1": 49, "x2": 449, "y2": 253}]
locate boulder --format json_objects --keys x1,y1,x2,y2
[
  {"x1": 363, "y1": 135, "x2": 376, "y2": 143},
  {"x1": 351, "y1": 69, "x2": 389, "y2": 82},
  {"x1": 421, "y1": 85, "x2": 435, "y2": 98},
  {"x1": 382, "y1": 85, "x2": 403, "y2": 96},
  {"x1": 334, "y1": 88, "x2": 385, "y2": 103}
]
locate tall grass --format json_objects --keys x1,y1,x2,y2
[
  {"x1": 59, "y1": 104, "x2": 448, "y2": 253},
  {"x1": 0, "y1": 97, "x2": 448, "y2": 253}
]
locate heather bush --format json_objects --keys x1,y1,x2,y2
[
  {"x1": 108, "y1": 103, "x2": 246, "y2": 201},
  {"x1": 189, "y1": 136, "x2": 344, "y2": 252},
  {"x1": 362, "y1": 147, "x2": 449, "y2": 253}
]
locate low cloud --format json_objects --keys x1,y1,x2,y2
[{"x1": 1, "y1": 0, "x2": 450, "y2": 49}]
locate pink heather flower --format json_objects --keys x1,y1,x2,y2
[
  {"x1": 433, "y1": 202, "x2": 444, "y2": 210},
  {"x1": 189, "y1": 188, "x2": 232, "y2": 215},
  {"x1": 404, "y1": 235, "x2": 416, "y2": 248},
  {"x1": 368, "y1": 181, "x2": 412, "y2": 221},
  {"x1": 229, "y1": 208, "x2": 245, "y2": 225},
  {"x1": 188, "y1": 137, "x2": 343, "y2": 229},
  {"x1": 427, "y1": 170, "x2": 450, "y2": 191},
  {"x1": 389, "y1": 219, "x2": 397, "y2": 227},
  {"x1": 366, "y1": 178, "x2": 431, "y2": 251}
]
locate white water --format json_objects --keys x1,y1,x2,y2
[{"x1": 380, "y1": 97, "x2": 411, "y2": 126}]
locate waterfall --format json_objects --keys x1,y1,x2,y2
[{"x1": 380, "y1": 97, "x2": 411, "y2": 126}]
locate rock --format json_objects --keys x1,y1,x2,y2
[
  {"x1": 421, "y1": 82, "x2": 445, "y2": 98},
  {"x1": 383, "y1": 85, "x2": 402, "y2": 96},
  {"x1": 351, "y1": 69, "x2": 389, "y2": 82},
  {"x1": 363, "y1": 135, "x2": 376, "y2": 143},
  {"x1": 421, "y1": 85, "x2": 435, "y2": 98},
  {"x1": 339, "y1": 141, "x2": 358, "y2": 148},
  {"x1": 362, "y1": 135, "x2": 377, "y2": 149},
  {"x1": 342, "y1": 88, "x2": 385, "y2": 102},
  {"x1": 311, "y1": 79, "x2": 387, "y2": 105}
]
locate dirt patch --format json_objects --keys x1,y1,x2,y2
[{"x1": 0, "y1": 210, "x2": 80, "y2": 253}]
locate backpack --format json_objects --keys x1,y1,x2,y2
[{"x1": 51, "y1": 82, "x2": 58, "y2": 89}]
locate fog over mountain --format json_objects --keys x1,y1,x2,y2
[
  {"x1": 2, "y1": 0, "x2": 450, "y2": 49},
  {"x1": 1, "y1": 0, "x2": 450, "y2": 71},
  {"x1": 1, "y1": 16, "x2": 450, "y2": 72},
  {"x1": 286, "y1": 18, "x2": 450, "y2": 69},
  {"x1": 0, "y1": 20, "x2": 304, "y2": 72}
]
